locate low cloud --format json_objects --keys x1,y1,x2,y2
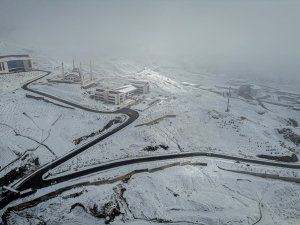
[{"x1": 0, "y1": 0, "x2": 299, "y2": 80}]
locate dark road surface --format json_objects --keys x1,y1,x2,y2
[
  {"x1": 16, "y1": 70, "x2": 139, "y2": 188},
  {"x1": 0, "y1": 70, "x2": 139, "y2": 209},
  {"x1": 1, "y1": 70, "x2": 300, "y2": 210}
]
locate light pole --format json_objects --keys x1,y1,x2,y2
[{"x1": 226, "y1": 87, "x2": 231, "y2": 112}]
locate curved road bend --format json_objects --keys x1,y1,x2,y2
[
  {"x1": 14, "y1": 69, "x2": 139, "y2": 186},
  {"x1": 20, "y1": 152, "x2": 300, "y2": 191},
  {"x1": 1, "y1": 70, "x2": 300, "y2": 209},
  {"x1": 0, "y1": 70, "x2": 139, "y2": 209},
  {"x1": 17, "y1": 70, "x2": 300, "y2": 189}
]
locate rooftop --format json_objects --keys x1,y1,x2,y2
[
  {"x1": 128, "y1": 79, "x2": 149, "y2": 84},
  {"x1": 0, "y1": 54, "x2": 30, "y2": 59},
  {"x1": 114, "y1": 84, "x2": 137, "y2": 94}
]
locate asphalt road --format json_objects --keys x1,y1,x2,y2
[
  {"x1": 15, "y1": 70, "x2": 139, "y2": 189},
  {"x1": 1, "y1": 70, "x2": 300, "y2": 210},
  {"x1": 0, "y1": 70, "x2": 139, "y2": 209}
]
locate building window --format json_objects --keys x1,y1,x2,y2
[{"x1": 7, "y1": 60, "x2": 25, "y2": 72}]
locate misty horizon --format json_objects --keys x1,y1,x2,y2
[
  {"x1": 1, "y1": 0, "x2": 300, "y2": 81},
  {"x1": 1, "y1": 1, "x2": 300, "y2": 224}
]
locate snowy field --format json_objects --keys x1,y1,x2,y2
[
  {"x1": 0, "y1": 72, "x2": 122, "y2": 179},
  {"x1": 6, "y1": 164, "x2": 300, "y2": 225},
  {"x1": 0, "y1": 71, "x2": 45, "y2": 91},
  {"x1": 29, "y1": 75, "x2": 119, "y2": 111},
  {"x1": 1, "y1": 41, "x2": 300, "y2": 224},
  {"x1": 48, "y1": 66, "x2": 300, "y2": 177}
]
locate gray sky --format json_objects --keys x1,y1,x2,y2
[{"x1": 0, "y1": 0, "x2": 299, "y2": 79}]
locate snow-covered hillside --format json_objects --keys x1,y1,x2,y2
[
  {"x1": 49, "y1": 66, "x2": 300, "y2": 177},
  {"x1": 1, "y1": 41, "x2": 300, "y2": 224},
  {"x1": 0, "y1": 39, "x2": 58, "y2": 70},
  {"x1": 7, "y1": 164, "x2": 300, "y2": 225}
]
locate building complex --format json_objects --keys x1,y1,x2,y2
[
  {"x1": 94, "y1": 81, "x2": 150, "y2": 105},
  {"x1": 0, "y1": 55, "x2": 32, "y2": 74}
]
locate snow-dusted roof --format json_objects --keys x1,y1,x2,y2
[
  {"x1": 114, "y1": 84, "x2": 137, "y2": 94},
  {"x1": 128, "y1": 79, "x2": 149, "y2": 84},
  {"x1": 65, "y1": 73, "x2": 80, "y2": 77},
  {"x1": 0, "y1": 54, "x2": 31, "y2": 62}
]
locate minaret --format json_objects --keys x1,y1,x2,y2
[
  {"x1": 61, "y1": 62, "x2": 65, "y2": 79},
  {"x1": 89, "y1": 60, "x2": 93, "y2": 81},
  {"x1": 79, "y1": 62, "x2": 83, "y2": 85},
  {"x1": 226, "y1": 87, "x2": 231, "y2": 112},
  {"x1": 72, "y1": 59, "x2": 75, "y2": 70}
]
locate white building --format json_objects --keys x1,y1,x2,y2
[
  {"x1": 94, "y1": 88, "x2": 106, "y2": 101},
  {"x1": 0, "y1": 54, "x2": 32, "y2": 74},
  {"x1": 64, "y1": 72, "x2": 82, "y2": 82},
  {"x1": 94, "y1": 80, "x2": 150, "y2": 105},
  {"x1": 129, "y1": 80, "x2": 150, "y2": 94},
  {"x1": 114, "y1": 84, "x2": 137, "y2": 96},
  {"x1": 94, "y1": 85, "x2": 137, "y2": 105},
  {"x1": 81, "y1": 81, "x2": 96, "y2": 89},
  {"x1": 95, "y1": 89, "x2": 125, "y2": 105}
]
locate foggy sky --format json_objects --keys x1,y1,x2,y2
[{"x1": 0, "y1": 0, "x2": 299, "y2": 80}]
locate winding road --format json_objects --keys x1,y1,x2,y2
[{"x1": 1, "y1": 70, "x2": 300, "y2": 210}]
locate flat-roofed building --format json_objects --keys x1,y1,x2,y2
[
  {"x1": 114, "y1": 84, "x2": 137, "y2": 96},
  {"x1": 129, "y1": 80, "x2": 150, "y2": 94},
  {"x1": 0, "y1": 54, "x2": 32, "y2": 74},
  {"x1": 108, "y1": 90, "x2": 126, "y2": 105},
  {"x1": 64, "y1": 72, "x2": 81, "y2": 82},
  {"x1": 94, "y1": 82, "x2": 151, "y2": 105},
  {"x1": 94, "y1": 88, "x2": 107, "y2": 102},
  {"x1": 95, "y1": 88, "x2": 126, "y2": 105}
]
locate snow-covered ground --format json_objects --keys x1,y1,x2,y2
[
  {"x1": 48, "y1": 66, "x2": 300, "y2": 177},
  {"x1": 0, "y1": 72, "x2": 122, "y2": 178},
  {"x1": 0, "y1": 39, "x2": 58, "y2": 71},
  {"x1": 6, "y1": 163, "x2": 300, "y2": 225},
  {"x1": 29, "y1": 78, "x2": 119, "y2": 111},
  {"x1": 1, "y1": 41, "x2": 300, "y2": 224}
]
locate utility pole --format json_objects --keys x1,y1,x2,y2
[
  {"x1": 90, "y1": 60, "x2": 93, "y2": 81},
  {"x1": 226, "y1": 87, "x2": 231, "y2": 112},
  {"x1": 61, "y1": 62, "x2": 65, "y2": 79},
  {"x1": 79, "y1": 62, "x2": 83, "y2": 85}
]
